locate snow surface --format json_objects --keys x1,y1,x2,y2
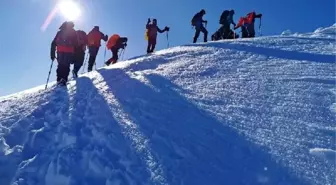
[{"x1": 0, "y1": 25, "x2": 335, "y2": 185}]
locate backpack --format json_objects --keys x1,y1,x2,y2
[
  {"x1": 106, "y1": 34, "x2": 120, "y2": 49},
  {"x1": 219, "y1": 10, "x2": 229, "y2": 24},
  {"x1": 76, "y1": 30, "x2": 87, "y2": 46},
  {"x1": 55, "y1": 29, "x2": 76, "y2": 47},
  {"x1": 191, "y1": 13, "x2": 198, "y2": 26},
  {"x1": 145, "y1": 29, "x2": 149, "y2": 40}
]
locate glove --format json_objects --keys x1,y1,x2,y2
[
  {"x1": 204, "y1": 20, "x2": 208, "y2": 24},
  {"x1": 233, "y1": 23, "x2": 236, "y2": 27},
  {"x1": 51, "y1": 54, "x2": 56, "y2": 61},
  {"x1": 103, "y1": 35, "x2": 108, "y2": 41},
  {"x1": 147, "y1": 18, "x2": 151, "y2": 24},
  {"x1": 165, "y1": 26, "x2": 170, "y2": 31}
]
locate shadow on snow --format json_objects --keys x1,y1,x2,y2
[{"x1": 98, "y1": 68, "x2": 307, "y2": 185}]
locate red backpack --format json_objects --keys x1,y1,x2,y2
[{"x1": 106, "y1": 34, "x2": 120, "y2": 49}]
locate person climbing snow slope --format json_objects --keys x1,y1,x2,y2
[
  {"x1": 145, "y1": 18, "x2": 169, "y2": 54},
  {"x1": 72, "y1": 30, "x2": 87, "y2": 78},
  {"x1": 50, "y1": 21, "x2": 78, "y2": 86},
  {"x1": 191, "y1": 9, "x2": 208, "y2": 43},
  {"x1": 87, "y1": 26, "x2": 108, "y2": 72},
  {"x1": 105, "y1": 34, "x2": 128, "y2": 66},
  {"x1": 235, "y1": 11, "x2": 262, "y2": 38}
]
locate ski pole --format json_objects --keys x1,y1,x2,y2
[
  {"x1": 166, "y1": 32, "x2": 169, "y2": 48},
  {"x1": 122, "y1": 46, "x2": 126, "y2": 60},
  {"x1": 259, "y1": 18, "x2": 262, "y2": 36},
  {"x1": 45, "y1": 60, "x2": 54, "y2": 90},
  {"x1": 104, "y1": 46, "x2": 107, "y2": 62}
]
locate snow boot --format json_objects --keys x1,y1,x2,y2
[
  {"x1": 57, "y1": 79, "x2": 67, "y2": 86},
  {"x1": 105, "y1": 61, "x2": 110, "y2": 66},
  {"x1": 72, "y1": 70, "x2": 78, "y2": 79}
]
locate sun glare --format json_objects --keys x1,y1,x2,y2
[{"x1": 58, "y1": 0, "x2": 81, "y2": 21}]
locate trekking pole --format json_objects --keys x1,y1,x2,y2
[
  {"x1": 45, "y1": 60, "x2": 54, "y2": 90},
  {"x1": 122, "y1": 46, "x2": 127, "y2": 60},
  {"x1": 120, "y1": 49, "x2": 125, "y2": 61},
  {"x1": 104, "y1": 46, "x2": 107, "y2": 62},
  {"x1": 166, "y1": 32, "x2": 169, "y2": 48},
  {"x1": 259, "y1": 18, "x2": 262, "y2": 36}
]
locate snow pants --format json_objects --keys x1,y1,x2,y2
[
  {"x1": 106, "y1": 47, "x2": 120, "y2": 65},
  {"x1": 147, "y1": 37, "x2": 157, "y2": 54},
  {"x1": 221, "y1": 24, "x2": 231, "y2": 39},
  {"x1": 88, "y1": 46, "x2": 99, "y2": 71},
  {"x1": 242, "y1": 24, "x2": 256, "y2": 38},
  {"x1": 73, "y1": 49, "x2": 85, "y2": 74},
  {"x1": 193, "y1": 25, "x2": 208, "y2": 43},
  {"x1": 56, "y1": 52, "x2": 73, "y2": 82}
]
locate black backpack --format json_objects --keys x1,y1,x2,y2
[
  {"x1": 219, "y1": 10, "x2": 229, "y2": 24},
  {"x1": 191, "y1": 13, "x2": 199, "y2": 26}
]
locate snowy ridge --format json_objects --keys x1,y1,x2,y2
[
  {"x1": 309, "y1": 148, "x2": 336, "y2": 162},
  {"x1": 0, "y1": 25, "x2": 335, "y2": 185}
]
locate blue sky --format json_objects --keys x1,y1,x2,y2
[{"x1": 0, "y1": 0, "x2": 335, "y2": 96}]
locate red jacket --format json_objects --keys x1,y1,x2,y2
[
  {"x1": 235, "y1": 12, "x2": 262, "y2": 29},
  {"x1": 87, "y1": 28, "x2": 106, "y2": 47},
  {"x1": 146, "y1": 24, "x2": 165, "y2": 39}
]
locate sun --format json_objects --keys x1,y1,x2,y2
[{"x1": 58, "y1": 0, "x2": 81, "y2": 21}]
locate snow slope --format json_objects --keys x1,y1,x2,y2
[{"x1": 0, "y1": 25, "x2": 335, "y2": 185}]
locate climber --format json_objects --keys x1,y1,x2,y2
[
  {"x1": 87, "y1": 26, "x2": 108, "y2": 71},
  {"x1": 72, "y1": 30, "x2": 87, "y2": 78},
  {"x1": 235, "y1": 11, "x2": 262, "y2": 38},
  {"x1": 219, "y1": 9, "x2": 236, "y2": 39},
  {"x1": 50, "y1": 21, "x2": 78, "y2": 86},
  {"x1": 105, "y1": 34, "x2": 128, "y2": 66},
  {"x1": 145, "y1": 18, "x2": 170, "y2": 54},
  {"x1": 191, "y1": 9, "x2": 208, "y2": 43}
]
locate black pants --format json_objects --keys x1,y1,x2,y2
[
  {"x1": 56, "y1": 52, "x2": 73, "y2": 82},
  {"x1": 106, "y1": 47, "x2": 120, "y2": 65},
  {"x1": 241, "y1": 26, "x2": 248, "y2": 38},
  {"x1": 88, "y1": 46, "x2": 99, "y2": 71},
  {"x1": 222, "y1": 24, "x2": 231, "y2": 39},
  {"x1": 73, "y1": 50, "x2": 85, "y2": 74},
  {"x1": 242, "y1": 24, "x2": 256, "y2": 38},
  {"x1": 247, "y1": 24, "x2": 256, "y2": 37},
  {"x1": 193, "y1": 25, "x2": 208, "y2": 43},
  {"x1": 147, "y1": 38, "x2": 157, "y2": 53}
]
